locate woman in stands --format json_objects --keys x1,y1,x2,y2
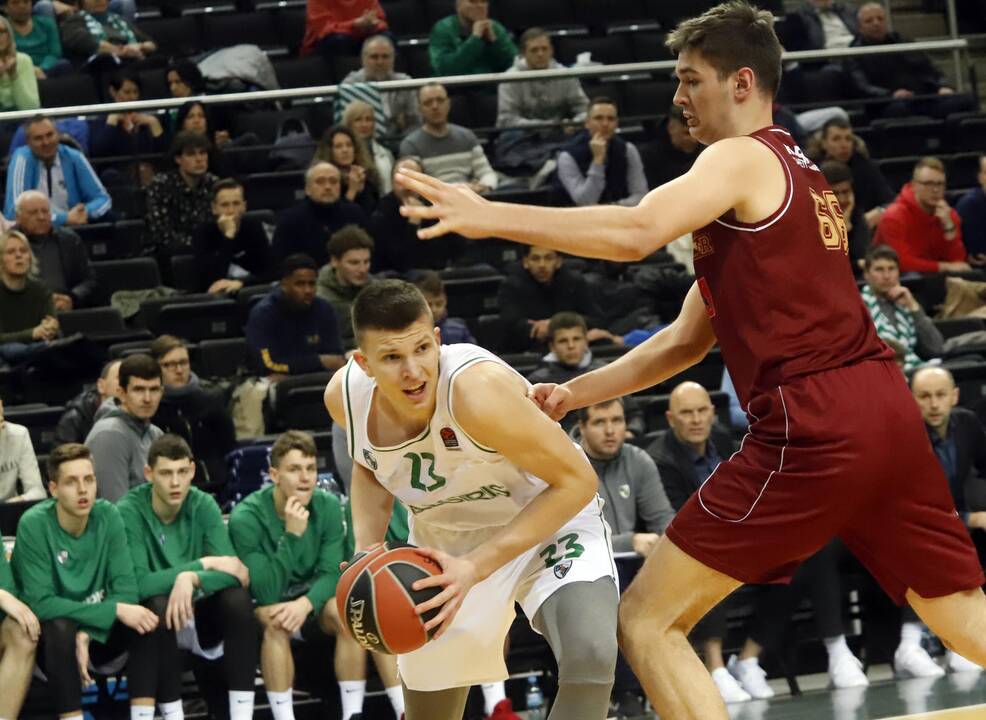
[
  {"x1": 0, "y1": 15, "x2": 39, "y2": 111},
  {"x1": 0, "y1": 229, "x2": 59, "y2": 366},
  {"x1": 174, "y1": 100, "x2": 263, "y2": 176},
  {"x1": 342, "y1": 99, "x2": 395, "y2": 194},
  {"x1": 314, "y1": 124, "x2": 381, "y2": 214},
  {"x1": 91, "y1": 72, "x2": 165, "y2": 186}
]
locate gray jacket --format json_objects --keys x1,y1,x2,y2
[
  {"x1": 0, "y1": 421, "x2": 45, "y2": 502},
  {"x1": 496, "y1": 57, "x2": 589, "y2": 129},
  {"x1": 342, "y1": 69, "x2": 420, "y2": 136},
  {"x1": 85, "y1": 407, "x2": 163, "y2": 502},
  {"x1": 587, "y1": 443, "x2": 674, "y2": 554}
]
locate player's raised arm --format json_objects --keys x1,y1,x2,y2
[
  {"x1": 395, "y1": 136, "x2": 758, "y2": 262},
  {"x1": 324, "y1": 373, "x2": 394, "y2": 551},
  {"x1": 533, "y1": 282, "x2": 716, "y2": 420}
]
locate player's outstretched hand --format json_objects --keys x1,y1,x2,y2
[
  {"x1": 395, "y1": 169, "x2": 491, "y2": 240},
  {"x1": 410, "y1": 547, "x2": 479, "y2": 639},
  {"x1": 527, "y1": 383, "x2": 575, "y2": 422}
]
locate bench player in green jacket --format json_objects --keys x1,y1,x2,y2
[
  {"x1": 118, "y1": 434, "x2": 260, "y2": 720},
  {"x1": 229, "y1": 430, "x2": 404, "y2": 720}
]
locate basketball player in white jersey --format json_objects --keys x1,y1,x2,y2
[{"x1": 324, "y1": 279, "x2": 619, "y2": 720}]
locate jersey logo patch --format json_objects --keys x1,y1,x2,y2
[
  {"x1": 159, "y1": 533, "x2": 167, "y2": 546},
  {"x1": 554, "y1": 559, "x2": 573, "y2": 579},
  {"x1": 784, "y1": 143, "x2": 819, "y2": 171},
  {"x1": 619, "y1": 484, "x2": 630, "y2": 499},
  {"x1": 693, "y1": 234, "x2": 715, "y2": 261},
  {"x1": 363, "y1": 449, "x2": 378, "y2": 470},
  {"x1": 440, "y1": 426, "x2": 460, "y2": 450},
  {"x1": 57, "y1": 550, "x2": 68, "y2": 565},
  {"x1": 697, "y1": 277, "x2": 716, "y2": 319}
]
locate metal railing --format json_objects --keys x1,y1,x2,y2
[{"x1": 0, "y1": 38, "x2": 970, "y2": 123}]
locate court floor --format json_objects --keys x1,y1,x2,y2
[{"x1": 631, "y1": 669, "x2": 986, "y2": 720}]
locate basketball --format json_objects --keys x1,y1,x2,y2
[{"x1": 336, "y1": 542, "x2": 443, "y2": 654}]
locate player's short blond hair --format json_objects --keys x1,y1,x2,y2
[{"x1": 666, "y1": 1, "x2": 782, "y2": 96}]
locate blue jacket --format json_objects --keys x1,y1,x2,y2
[
  {"x1": 245, "y1": 287, "x2": 343, "y2": 375},
  {"x1": 4, "y1": 144, "x2": 111, "y2": 225}
]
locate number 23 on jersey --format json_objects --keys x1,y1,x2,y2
[{"x1": 809, "y1": 188, "x2": 848, "y2": 254}]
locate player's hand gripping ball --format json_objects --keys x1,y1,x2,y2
[{"x1": 336, "y1": 542, "x2": 443, "y2": 654}]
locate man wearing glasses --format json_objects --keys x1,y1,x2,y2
[{"x1": 876, "y1": 156, "x2": 971, "y2": 273}]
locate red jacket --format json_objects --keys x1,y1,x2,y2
[
  {"x1": 301, "y1": 0, "x2": 388, "y2": 56},
  {"x1": 876, "y1": 182, "x2": 965, "y2": 272}
]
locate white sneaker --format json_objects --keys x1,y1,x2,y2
[
  {"x1": 711, "y1": 667, "x2": 752, "y2": 703},
  {"x1": 828, "y1": 652, "x2": 870, "y2": 689},
  {"x1": 727, "y1": 655, "x2": 775, "y2": 700},
  {"x1": 894, "y1": 643, "x2": 945, "y2": 679},
  {"x1": 946, "y1": 650, "x2": 983, "y2": 674}
]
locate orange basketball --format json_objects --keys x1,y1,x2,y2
[{"x1": 336, "y1": 542, "x2": 443, "y2": 654}]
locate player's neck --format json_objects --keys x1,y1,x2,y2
[
  {"x1": 151, "y1": 491, "x2": 181, "y2": 525},
  {"x1": 56, "y1": 503, "x2": 90, "y2": 537},
  {"x1": 719, "y1": 104, "x2": 775, "y2": 141},
  {"x1": 376, "y1": 389, "x2": 433, "y2": 437}
]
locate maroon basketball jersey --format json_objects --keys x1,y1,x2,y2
[{"x1": 693, "y1": 125, "x2": 890, "y2": 407}]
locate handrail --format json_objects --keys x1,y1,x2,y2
[{"x1": 0, "y1": 38, "x2": 968, "y2": 122}]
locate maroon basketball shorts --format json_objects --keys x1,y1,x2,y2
[{"x1": 666, "y1": 359, "x2": 985, "y2": 603}]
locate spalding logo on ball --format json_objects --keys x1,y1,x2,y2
[{"x1": 336, "y1": 542, "x2": 443, "y2": 654}]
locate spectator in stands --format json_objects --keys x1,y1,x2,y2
[
  {"x1": 145, "y1": 131, "x2": 218, "y2": 256},
  {"x1": 59, "y1": 0, "x2": 157, "y2": 67},
  {"x1": 172, "y1": 100, "x2": 252, "y2": 178},
  {"x1": 314, "y1": 125, "x2": 381, "y2": 215},
  {"x1": 0, "y1": 229, "x2": 59, "y2": 366},
  {"x1": 192, "y1": 178, "x2": 271, "y2": 295},
  {"x1": 342, "y1": 35, "x2": 419, "y2": 137},
  {"x1": 117, "y1": 433, "x2": 260, "y2": 720},
  {"x1": 557, "y1": 97, "x2": 648, "y2": 208},
  {"x1": 810, "y1": 117, "x2": 894, "y2": 230},
  {"x1": 342, "y1": 99, "x2": 395, "y2": 194},
  {"x1": 245, "y1": 253, "x2": 345, "y2": 379},
  {"x1": 580, "y1": 397, "x2": 674, "y2": 556},
  {"x1": 958, "y1": 154, "x2": 986, "y2": 265},
  {"x1": 860, "y1": 245, "x2": 943, "y2": 372},
  {"x1": 877, "y1": 156, "x2": 969, "y2": 273},
  {"x1": 528, "y1": 312, "x2": 605, "y2": 385},
  {"x1": 0, "y1": 395, "x2": 45, "y2": 502},
  {"x1": 646, "y1": 105, "x2": 702, "y2": 188},
  {"x1": 0, "y1": 544, "x2": 36, "y2": 720},
  {"x1": 412, "y1": 270, "x2": 476, "y2": 344},
  {"x1": 0, "y1": 16, "x2": 39, "y2": 111},
  {"x1": 847, "y1": 3, "x2": 976, "y2": 118},
  {"x1": 272, "y1": 162, "x2": 368, "y2": 267},
  {"x1": 497, "y1": 245, "x2": 605, "y2": 352},
  {"x1": 55, "y1": 358, "x2": 121, "y2": 444},
  {"x1": 85, "y1": 353, "x2": 164, "y2": 502},
  {"x1": 229, "y1": 430, "x2": 404, "y2": 720},
  {"x1": 90, "y1": 73, "x2": 165, "y2": 179},
  {"x1": 895, "y1": 365, "x2": 986, "y2": 677},
  {"x1": 301, "y1": 0, "x2": 387, "y2": 58},
  {"x1": 4, "y1": 115, "x2": 111, "y2": 226},
  {"x1": 429, "y1": 0, "x2": 516, "y2": 76},
  {"x1": 11, "y1": 443, "x2": 157, "y2": 720},
  {"x1": 399, "y1": 83, "x2": 499, "y2": 193},
  {"x1": 783, "y1": 0, "x2": 857, "y2": 51},
  {"x1": 3, "y1": 0, "x2": 69, "y2": 78},
  {"x1": 317, "y1": 224, "x2": 375, "y2": 351},
  {"x1": 16, "y1": 190, "x2": 98, "y2": 310},
  {"x1": 495, "y1": 27, "x2": 588, "y2": 176},
  {"x1": 819, "y1": 160, "x2": 870, "y2": 272},
  {"x1": 370, "y1": 157, "x2": 464, "y2": 273},
  {"x1": 149, "y1": 334, "x2": 236, "y2": 493},
  {"x1": 166, "y1": 60, "x2": 204, "y2": 100},
  {"x1": 35, "y1": 0, "x2": 136, "y2": 23}
]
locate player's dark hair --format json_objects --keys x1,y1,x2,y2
[
  {"x1": 577, "y1": 397, "x2": 625, "y2": 424},
  {"x1": 864, "y1": 244, "x2": 900, "y2": 270},
  {"x1": 327, "y1": 224, "x2": 374, "y2": 260},
  {"x1": 270, "y1": 430, "x2": 317, "y2": 469},
  {"x1": 148, "y1": 434, "x2": 194, "y2": 468},
  {"x1": 48, "y1": 443, "x2": 92, "y2": 482},
  {"x1": 280, "y1": 253, "x2": 318, "y2": 279},
  {"x1": 548, "y1": 312, "x2": 587, "y2": 342},
  {"x1": 666, "y1": 1, "x2": 782, "y2": 96},
  {"x1": 820, "y1": 160, "x2": 852, "y2": 187},
  {"x1": 119, "y1": 353, "x2": 163, "y2": 390},
  {"x1": 352, "y1": 279, "x2": 432, "y2": 344}
]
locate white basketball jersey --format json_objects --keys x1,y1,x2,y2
[{"x1": 343, "y1": 344, "x2": 549, "y2": 546}]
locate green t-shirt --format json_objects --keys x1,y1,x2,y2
[
  {"x1": 0, "y1": 551, "x2": 14, "y2": 620},
  {"x1": 13, "y1": 15, "x2": 63, "y2": 73},
  {"x1": 117, "y1": 484, "x2": 240, "y2": 600},
  {"x1": 229, "y1": 486, "x2": 346, "y2": 615},
  {"x1": 11, "y1": 499, "x2": 138, "y2": 643}
]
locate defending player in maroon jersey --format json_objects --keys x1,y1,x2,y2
[{"x1": 392, "y1": 3, "x2": 986, "y2": 719}]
